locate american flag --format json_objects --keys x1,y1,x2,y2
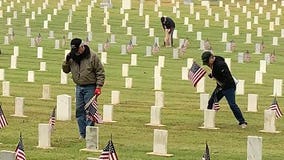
[
  {"x1": 0, "y1": 104, "x2": 8, "y2": 129},
  {"x1": 34, "y1": 33, "x2": 42, "y2": 46},
  {"x1": 188, "y1": 62, "x2": 206, "y2": 87},
  {"x1": 269, "y1": 97, "x2": 283, "y2": 119},
  {"x1": 85, "y1": 96, "x2": 103, "y2": 124},
  {"x1": 99, "y1": 140, "x2": 119, "y2": 160},
  {"x1": 270, "y1": 49, "x2": 276, "y2": 63},
  {"x1": 126, "y1": 40, "x2": 134, "y2": 53},
  {"x1": 15, "y1": 133, "x2": 26, "y2": 160},
  {"x1": 244, "y1": 50, "x2": 251, "y2": 62},
  {"x1": 152, "y1": 42, "x2": 160, "y2": 54},
  {"x1": 202, "y1": 142, "x2": 210, "y2": 160},
  {"x1": 104, "y1": 38, "x2": 110, "y2": 51},
  {"x1": 49, "y1": 107, "x2": 56, "y2": 130}
]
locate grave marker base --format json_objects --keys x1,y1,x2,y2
[
  {"x1": 10, "y1": 114, "x2": 27, "y2": 118},
  {"x1": 259, "y1": 130, "x2": 280, "y2": 133},
  {"x1": 145, "y1": 123, "x2": 165, "y2": 127},
  {"x1": 146, "y1": 152, "x2": 173, "y2": 157},
  {"x1": 80, "y1": 148, "x2": 102, "y2": 153},
  {"x1": 36, "y1": 146, "x2": 54, "y2": 149},
  {"x1": 198, "y1": 126, "x2": 220, "y2": 130}
]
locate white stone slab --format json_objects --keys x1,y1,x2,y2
[
  {"x1": 145, "y1": 106, "x2": 164, "y2": 126},
  {"x1": 56, "y1": 94, "x2": 71, "y2": 120},
  {"x1": 247, "y1": 136, "x2": 262, "y2": 160},
  {"x1": 247, "y1": 94, "x2": 258, "y2": 112},
  {"x1": 199, "y1": 109, "x2": 219, "y2": 129},
  {"x1": 146, "y1": 129, "x2": 173, "y2": 157},
  {"x1": 111, "y1": 91, "x2": 120, "y2": 105},
  {"x1": 200, "y1": 93, "x2": 209, "y2": 110},
  {"x1": 37, "y1": 123, "x2": 52, "y2": 149},
  {"x1": 103, "y1": 105, "x2": 116, "y2": 122}
]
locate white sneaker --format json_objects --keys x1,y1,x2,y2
[{"x1": 241, "y1": 123, "x2": 247, "y2": 129}]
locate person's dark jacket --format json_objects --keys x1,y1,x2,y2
[
  {"x1": 62, "y1": 45, "x2": 105, "y2": 87},
  {"x1": 162, "y1": 17, "x2": 175, "y2": 29},
  {"x1": 211, "y1": 56, "x2": 235, "y2": 90}
]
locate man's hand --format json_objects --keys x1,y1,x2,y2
[{"x1": 94, "y1": 88, "x2": 101, "y2": 96}]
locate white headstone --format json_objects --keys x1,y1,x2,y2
[
  {"x1": 103, "y1": 105, "x2": 116, "y2": 122},
  {"x1": 27, "y1": 71, "x2": 35, "y2": 82},
  {"x1": 257, "y1": 27, "x2": 262, "y2": 37},
  {"x1": 130, "y1": 54, "x2": 137, "y2": 66},
  {"x1": 146, "y1": 46, "x2": 152, "y2": 56},
  {"x1": 199, "y1": 109, "x2": 219, "y2": 129},
  {"x1": 145, "y1": 15, "x2": 149, "y2": 28},
  {"x1": 260, "y1": 110, "x2": 280, "y2": 133},
  {"x1": 60, "y1": 69, "x2": 68, "y2": 84},
  {"x1": 236, "y1": 80, "x2": 245, "y2": 95},
  {"x1": 200, "y1": 93, "x2": 209, "y2": 110},
  {"x1": 10, "y1": 55, "x2": 17, "y2": 69},
  {"x1": 122, "y1": 64, "x2": 129, "y2": 77},
  {"x1": 56, "y1": 94, "x2": 71, "y2": 120},
  {"x1": 238, "y1": 52, "x2": 244, "y2": 63},
  {"x1": 272, "y1": 37, "x2": 278, "y2": 46},
  {"x1": 41, "y1": 84, "x2": 51, "y2": 99},
  {"x1": 245, "y1": 33, "x2": 252, "y2": 43},
  {"x1": 37, "y1": 123, "x2": 51, "y2": 148},
  {"x1": 125, "y1": 77, "x2": 132, "y2": 88},
  {"x1": 147, "y1": 129, "x2": 173, "y2": 156},
  {"x1": 11, "y1": 97, "x2": 26, "y2": 117},
  {"x1": 158, "y1": 56, "x2": 165, "y2": 68},
  {"x1": 145, "y1": 106, "x2": 164, "y2": 126},
  {"x1": 221, "y1": 32, "x2": 227, "y2": 42},
  {"x1": 0, "y1": 150, "x2": 15, "y2": 160},
  {"x1": 0, "y1": 69, "x2": 4, "y2": 81},
  {"x1": 121, "y1": 45, "x2": 127, "y2": 55},
  {"x1": 110, "y1": 34, "x2": 116, "y2": 43},
  {"x1": 187, "y1": 24, "x2": 193, "y2": 32},
  {"x1": 111, "y1": 90, "x2": 120, "y2": 105},
  {"x1": 181, "y1": 67, "x2": 188, "y2": 80},
  {"x1": 255, "y1": 71, "x2": 263, "y2": 84},
  {"x1": 155, "y1": 91, "x2": 164, "y2": 107},
  {"x1": 272, "y1": 79, "x2": 282, "y2": 96},
  {"x1": 196, "y1": 77, "x2": 205, "y2": 93},
  {"x1": 223, "y1": 20, "x2": 228, "y2": 28},
  {"x1": 247, "y1": 136, "x2": 262, "y2": 160},
  {"x1": 259, "y1": 60, "x2": 266, "y2": 73},
  {"x1": 247, "y1": 94, "x2": 258, "y2": 112},
  {"x1": 2, "y1": 81, "x2": 10, "y2": 96},
  {"x1": 154, "y1": 76, "x2": 162, "y2": 91},
  {"x1": 37, "y1": 47, "x2": 43, "y2": 58},
  {"x1": 122, "y1": 0, "x2": 131, "y2": 10}
]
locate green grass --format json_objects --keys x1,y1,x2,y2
[{"x1": 0, "y1": 0, "x2": 284, "y2": 159}]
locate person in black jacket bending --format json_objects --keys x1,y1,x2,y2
[
  {"x1": 161, "y1": 16, "x2": 175, "y2": 47},
  {"x1": 201, "y1": 51, "x2": 248, "y2": 128}
]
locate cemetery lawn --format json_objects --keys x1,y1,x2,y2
[{"x1": 0, "y1": 0, "x2": 284, "y2": 159}]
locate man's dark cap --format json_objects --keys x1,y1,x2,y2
[
  {"x1": 70, "y1": 38, "x2": 82, "y2": 53},
  {"x1": 201, "y1": 51, "x2": 213, "y2": 65}
]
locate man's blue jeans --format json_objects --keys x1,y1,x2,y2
[
  {"x1": 76, "y1": 84, "x2": 95, "y2": 138},
  {"x1": 208, "y1": 87, "x2": 246, "y2": 125}
]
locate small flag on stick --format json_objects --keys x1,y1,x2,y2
[
  {"x1": 126, "y1": 40, "x2": 134, "y2": 53},
  {"x1": 104, "y1": 38, "x2": 110, "y2": 51},
  {"x1": 15, "y1": 133, "x2": 26, "y2": 160},
  {"x1": 49, "y1": 106, "x2": 56, "y2": 130},
  {"x1": 84, "y1": 96, "x2": 103, "y2": 124},
  {"x1": 0, "y1": 104, "x2": 8, "y2": 129},
  {"x1": 188, "y1": 62, "x2": 206, "y2": 87},
  {"x1": 99, "y1": 139, "x2": 119, "y2": 160},
  {"x1": 152, "y1": 42, "x2": 160, "y2": 54},
  {"x1": 202, "y1": 142, "x2": 210, "y2": 160},
  {"x1": 269, "y1": 97, "x2": 283, "y2": 119}
]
